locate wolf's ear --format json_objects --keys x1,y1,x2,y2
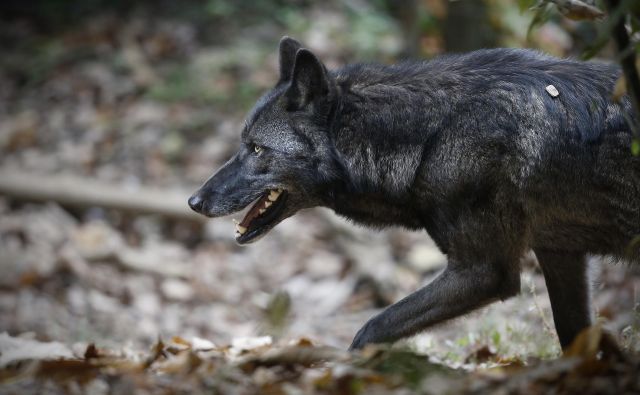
[
  {"x1": 286, "y1": 48, "x2": 331, "y2": 110},
  {"x1": 278, "y1": 36, "x2": 302, "y2": 83}
]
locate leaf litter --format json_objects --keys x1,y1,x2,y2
[{"x1": 1, "y1": 326, "x2": 639, "y2": 394}]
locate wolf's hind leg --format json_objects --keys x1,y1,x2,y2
[
  {"x1": 535, "y1": 250, "x2": 592, "y2": 349},
  {"x1": 349, "y1": 256, "x2": 521, "y2": 350}
]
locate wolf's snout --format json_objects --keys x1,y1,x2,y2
[{"x1": 188, "y1": 194, "x2": 205, "y2": 213}]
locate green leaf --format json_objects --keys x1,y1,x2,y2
[
  {"x1": 492, "y1": 330, "x2": 502, "y2": 347},
  {"x1": 518, "y1": 0, "x2": 540, "y2": 13},
  {"x1": 357, "y1": 348, "x2": 461, "y2": 389},
  {"x1": 632, "y1": 139, "x2": 640, "y2": 156},
  {"x1": 265, "y1": 290, "x2": 291, "y2": 331}
]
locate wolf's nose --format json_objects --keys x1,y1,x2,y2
[{"x1": 188, "y1": 194, "x2": 204, "y2": 212}]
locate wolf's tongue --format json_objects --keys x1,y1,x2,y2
[{"x1": 240, "y1": 194, "x2": 269, "y2": 228}]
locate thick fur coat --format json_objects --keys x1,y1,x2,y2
[{"x1": 189, "y1": 37, "x2": 640, "y2": 350}]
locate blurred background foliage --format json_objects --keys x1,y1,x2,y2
[{"x1": 1, "y1": 0, "x2": 633, "y2": 113}]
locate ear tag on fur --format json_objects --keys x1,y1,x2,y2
[{"x1": 545, "y1": 84, "x2": 559, "y2": 97}]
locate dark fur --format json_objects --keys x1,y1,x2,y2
[{"x1": 190, "y1": 37, "x2": 640, "y2": 350}]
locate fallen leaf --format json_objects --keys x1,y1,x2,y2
[{"x1": 549, "y1": 0, "x2": 605, "y2": 20}]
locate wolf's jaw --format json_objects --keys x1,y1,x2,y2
[{"x1": 234, "y1": 189, "x2": 286, "y2": 240}]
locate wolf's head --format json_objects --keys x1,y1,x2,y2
[{"x1": 188, "y1": 37, "x2": 341, "y2": 244}]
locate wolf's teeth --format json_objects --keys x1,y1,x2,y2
[
  {"x1": 277, "y1": 188, "x2": 283, "y2": 193},
  {"x1": 236, "y1": 224, "x2": 247, "y2": 235},
  {"x1": 259, "y1": 208, "x2": 266, "y2": 214},
  {"x1": 264, "y1": 200, "x2": 272, "y2": 208},
  {"x1": 268, "y1": 190, "x2": 280, "y2": 201}
]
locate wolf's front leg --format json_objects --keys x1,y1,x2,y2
[{"x1": 349, "y1": 256, "x2": 522, "y2": 350}]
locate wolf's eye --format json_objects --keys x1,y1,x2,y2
[{"x1": 253, "y1": 144, "x2": 263, "y2": 154}]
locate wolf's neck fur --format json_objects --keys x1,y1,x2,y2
[{"x1": 321, "y1": 69, "x2": 436, "y2": 230}]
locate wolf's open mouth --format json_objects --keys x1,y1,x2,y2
[{"x1": 235, "y1": 189, "x2": 288, "y2": 243}]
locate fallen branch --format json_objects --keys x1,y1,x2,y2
[{"x1": 0, "y1": 170, "x2": 205, "y2": 222}]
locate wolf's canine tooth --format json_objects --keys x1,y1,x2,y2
[
  {"x1": 268, "y1": 190, "x2": 280, "y2": 201},
  {"x1": 264, "y1": 200, "x2": 272, "y2": 208},
  {"x1": 236, "y1": 224, "x2": 247, "y2": 234}
]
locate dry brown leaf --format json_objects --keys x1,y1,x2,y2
[
  {"x1": 564, "y1": 325, "x2": 603, "y2": 359},
  {"x1": 549, "y1": 0, "x2": 605, "y2": 20},
  {"x1": 33, "y1": 359, "x2": 100, "y2": 384},
  {"x1": 464, "y1": 345, "x2": 497, "y2": 364},
  {"x1": 237, "y1": 345, "x2": 347, "y2": 372},
  {"x1": 292, "y1": 337, "x2": 315, "y2": 347},
  {"x1": 154, "y1": 351, "x2": 205, "y2": 375},
  {"x1": 563, "y1": 325, "x2": 623, "y2": 361},
  {"x1": 612, "y1": 76, "x2": 627, "y2": 103},
  {"x1": 84, "y1": 344, "x2": 100, "y2": 360},
  {"x1": 142, "y1": 339, "x2": 167, "y2": 369}
]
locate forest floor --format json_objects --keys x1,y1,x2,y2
[{"x1": 1, "y1": 5, "x2": 639, "y2": 394}]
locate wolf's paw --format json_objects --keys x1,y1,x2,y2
[{"x1": 349, "y1": 317, "x2": 383, "y2": 351}]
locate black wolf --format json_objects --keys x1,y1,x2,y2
[{"x1": 189, "y1": 37, "x2": 640, "y2": 350}]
